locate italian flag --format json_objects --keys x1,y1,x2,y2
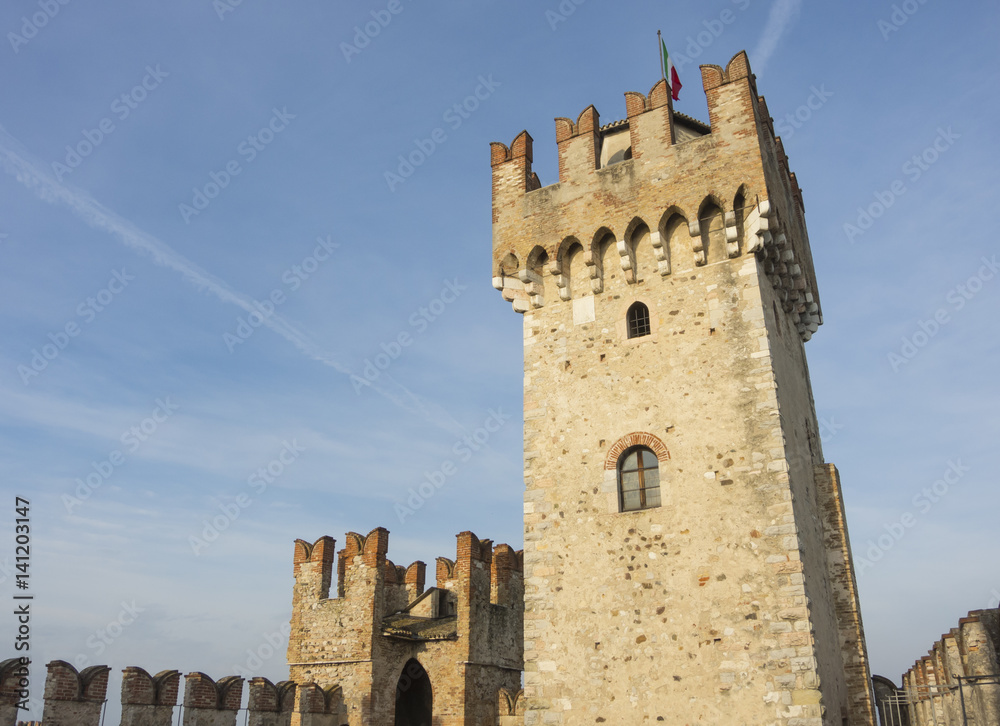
[{"x1": 661, "y1": 38, "x2": 682, "y2": 101}]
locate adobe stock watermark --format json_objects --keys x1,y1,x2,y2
[
  {"x1": 223, "y1": 235, "x2": 340, "y2": 352},
  {"x1": 843, "y1": 126, "x2": 960, "y2": 244},
  {"x1": 189, "y1": 439, "x2": 306, "y2": 556},
  {"x1": 10, "y1": 685, "x2": 41, "y2": 720},
  {"x1": 234, "y1": 622, "x2": 291, "y2": 679},
  {"x1": 62, "y1": 397, "x2": 180, "y2": 513},
  {"x1": 669, "y1": 0, "x2": 753, "y2": 72},
  {"x1": 817, "y1": 415, "x2": 844, "y2": 443},
  {"x1": 856, "y1": 459, "x2": 970, "y2": 576},
  {"x1": 351, "y1": 279, "x2": 466, "y2": 393},
  {"x1": 877, "y1": 0, "x2": 932, "y2": 40},
  {"x1": 72, "y1": 600, "x2": 145, "y2": 670},
  {"x1": 341, "y1": 0, "x2": 405, "y2": 62},
  {"x1": 989, "y1": 588, "x2": 1000, "y2": 609},
  {"x1": 384, "y1": 76, "x2": 501, "y2": 192},
  {"x1": 396, "y1": 659, "x2": 428, "y2": 697},
  {"x1": 774, "y1": 85, "x2": 834, "y2": 140},
  {"x1": 545, "y1": 0, "x2": 590, "y2": 31},
  {"x1": 7, "y1": 0, "x2": 72, "y2": 54},
  {"x1": 887, "y1": 255, "x2": 997, "y2": 372},
  {"x1": 52, "y1": 65, "x2": 169, "y2": 182},
  {"x1": 17, "y1": 269, "x2": 135, "y2": 386},
  {"x1": 5, "y1": 657, "x2": 32, "y2": 713},
  {"x1": 178, "y1": 107, "x2": 296, "y2": 224},
  {"x1": 213, "y1": 0, "x2": 246, "y2": 21},
  {"x1": 394, "y1": 407, "x2": 510, "y2": 523}
]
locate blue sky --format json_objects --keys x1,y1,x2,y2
[{"x1": 1, "y1": 0, "x2": 998, "y2": 719}]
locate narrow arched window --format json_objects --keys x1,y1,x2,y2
[
  {"x1": 627, "y1": 302, "x2": 651, "y2": 339},
  {"x1": 618, "y1": 446, "x2": 660, "y2": 511}
]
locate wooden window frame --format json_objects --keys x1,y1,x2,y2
[{"x1": 618, "y1": 446, "x2": 660, "y2": 512}]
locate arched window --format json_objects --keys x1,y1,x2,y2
[
  {"x1": 699, "y1": 201, "x2": 725, "y2": 265},
  {"x1": 626, "y1": 302, "x2": 651, "y2": 339},
  {"x1": 618, "y1": 446, "x2": 660, "y2": 511}
]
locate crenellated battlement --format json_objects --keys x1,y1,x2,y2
[
  {"x1": 490, "y1": 50, "x2": 822, "y2": 341},
  {"x1": 873, "y1": 608, "x2": 1000, "y2": 725},
  {"x1": 290, "y1": 527, "x2": 523, "y2": 617},
  {"x1": 292, "y1": 534, "x2": 335, "y2": 601},
  {"x1": 184, "y1": 672, "x2": 242, "y2": 713},
  {"x1": 0, "y1": 660, "x2": 343, "y2": 726},
  {"x1": 121, "y1": 666, "x2": 180, "y2": 705},
  {"x1": 120, "y1": 667, "x2": 180, "y2": 725},
  {"x1": 35, "y1": 660, "x2": 109, "y2": 726}
]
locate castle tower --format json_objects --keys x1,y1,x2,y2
[
  {"x1": 286, "y1": 527, "x2": 523, "y2": 725},
  {"x1": 490, "y1": 52, "x2": 877, "y2": 725}
]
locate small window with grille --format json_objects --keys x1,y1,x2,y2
[
  {"x1": 618, "y1": 446, "x2": 661, "y2": 512},
  {"x1": 626, "y1": 302, "x2": 651, "y2": 339}
]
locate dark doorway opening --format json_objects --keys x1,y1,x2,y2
[{"x1": 394, "y1": 659, "x2": 432, "y2": 726}]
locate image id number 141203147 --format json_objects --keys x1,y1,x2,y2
[
  {"x1": 13, "y1": 497, "x2": 32, "y2": 710},
  {"x1": 14, "y1": 498, "x2": 30, "y2": 593}
]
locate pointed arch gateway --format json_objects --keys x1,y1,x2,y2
[{"x1": 394, "y1": 659, "x2": 433, "y2": 726}]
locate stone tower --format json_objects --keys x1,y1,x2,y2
[
  {"x1": 490, "y1": 52, "x2": 877, "y2": 725},
  {"x1": 286, "y1": 527, "x2": 523, "y2": 725}
]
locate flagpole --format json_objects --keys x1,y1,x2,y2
[{"x1": 657, "y1": 29, "x2": 665, "y2": 81}]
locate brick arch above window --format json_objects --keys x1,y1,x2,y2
[{"x1": 604, "y1": 432, "x2": 671, "y2": 470}]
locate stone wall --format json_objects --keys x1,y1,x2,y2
[{"x1": 815, "y1": 466, "x2": 879, "y2": 726}]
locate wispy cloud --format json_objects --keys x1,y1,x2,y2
[
  {"x1": 0, "y1": 126, "x2": 465, "y2": 437},
  {"x1": 751, "y1": 0, "x2": 802, "y2": 75}
]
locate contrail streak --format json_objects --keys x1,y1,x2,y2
[
  {"x1": 751, "y1": 0, "x2": 802, "y2": 75},
  {"x1": 0, "y1": 125, "x2": 466, "y2": 437}
]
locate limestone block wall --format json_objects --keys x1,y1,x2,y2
[{"x1": 515, "y1": 251, "x2": 843, "y2": 724}]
